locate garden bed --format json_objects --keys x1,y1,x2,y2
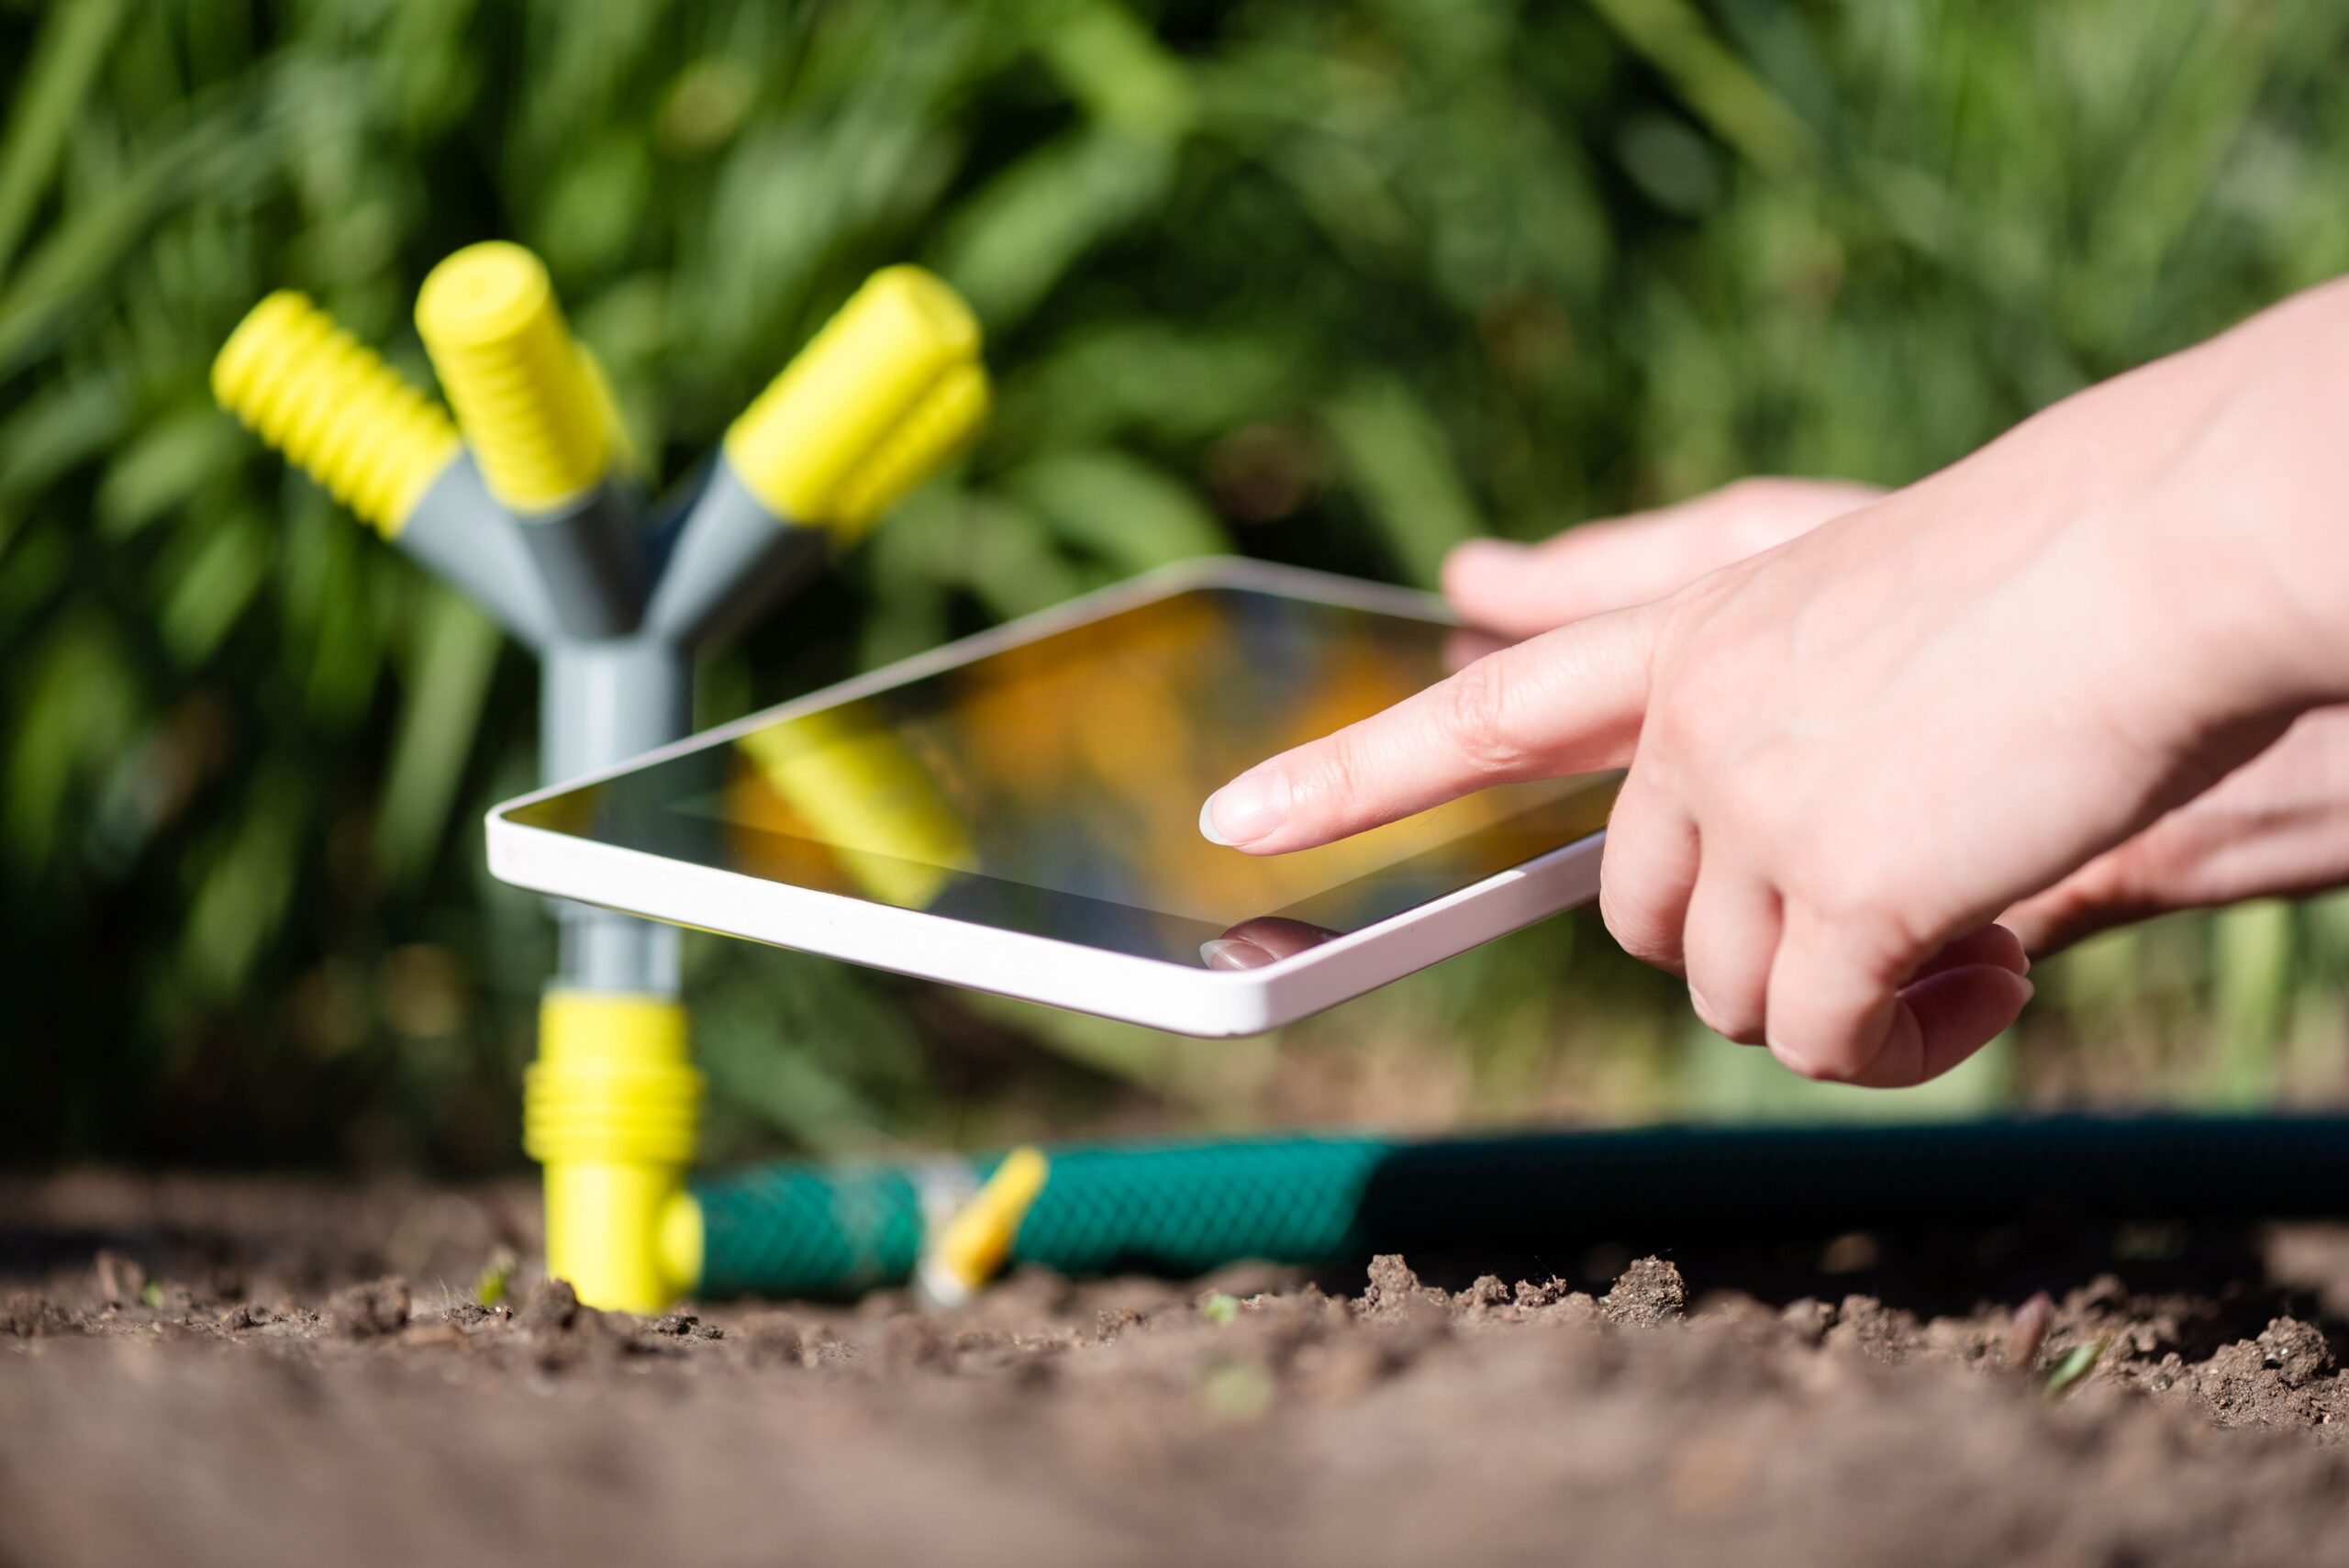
[{"x1": 6, "y1": 1171, "x2": 2349, "y2": 1565}]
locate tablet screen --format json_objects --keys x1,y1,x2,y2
[{"x1": 506, "y1": 583, "x2": 1619, "y2": 967}]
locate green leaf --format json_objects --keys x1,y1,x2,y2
[
  {"x1": 0, "y1": 112, "x2": 238, "y2": 379},
  {"x1": 99, "y1": 405, "x2": 246, "y2": 541},
  {"x1": 1009, "y1": 448, "x2": 1228, "y2": 573},
  {"x1": 1320, "y1": 377, "x2": 1484, "y2": 588},
  {"x1": 1584, "y1": 0, "x2": 1816, "y2": 175},
  {"x1": 158, "y1": 513, "x2": 269, "y2": 666},
  {"x1": 936, "y1": 128, "x2": 1176, "y2": 328},
  {"x1": 0, "y1": 372, "x2": 131, "y2": 512},
  {"x1": 373, "y1": 592, "x2": 502, "y2": 884},
  {"x1": 180, "y1": 770, "x2": 304, "y2": 997},
  {"x1": 1035, "y1": 0, "x2": 1196, "y2": 139},
  {"x1": 0, "y1": 0, "x2": 130, "y2": 280},
  {"x1": 2043, "y1": 1339, "x2": 2105, "y2": 1402},
  {"x1": 6, "y1": 615, "x2": 140, "y2": 864}
]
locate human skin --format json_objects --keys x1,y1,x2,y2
[
  {"x1": 1440, "y1": 478, "x2": 2349, "y2": 957},
  {"x1": 1200, "y1": 279, "x2": 2349, "y2": 1086}
]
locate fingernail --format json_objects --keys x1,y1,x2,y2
[
  {"x1": 1199, "y1": 937, "x2": 1275, "y2": 971},
  {"x1": 1199, "y1": 767, "x2": 1291, "y2": 848}
]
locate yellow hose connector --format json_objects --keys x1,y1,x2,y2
[
  {"x1": 524, "y1": 990, "x2": 705, "y2": 1312},
  {"x1": 211, "y1": 291, "x2": 462, "y2": 537},
  {"x1": 923, "y1": 1146, "x2": 1050, "y2": 1305},
  {"x1": 724, "y1": 265, "x2": 987, "y2": 535},
  {"x1": 416, "y1": 241, "x2": 610, "y2": 514}
]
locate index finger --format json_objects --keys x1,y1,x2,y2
[{"x1": 1199, "y1": 601, "x2": 1657, "y2": 854}]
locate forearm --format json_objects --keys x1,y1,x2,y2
[{"x1": 2150, "y1": 278, "x2": 2349, "y2": 725}]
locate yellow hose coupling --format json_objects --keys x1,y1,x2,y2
[
  {"x1": 724, "y1": 265, "x2": 987, "y2": 536},
  {"x1": 920, "y1": 1146, "x2": 1050, "y2": 1306},
  {"x1": 211, "y1": 291, "x2": 462, "y2": 537},
  {"x1": 416, "y1": 242, "x2": 611, "y2": 513},
  {"x1": 525, "y1": 990, "x2": 705, "y2": 1312}
]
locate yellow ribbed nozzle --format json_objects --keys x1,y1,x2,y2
[
  {"x1": 929, "y1": 1147, "x2": 1050, "y2": 1302},
  {"x1": 724, "y1": 265, "x2": 984, "y2": 531},
  {"x1": 830, "y1": 361, "x2": 990, "y2": 540},
  {"x1": 525, "y1": 991, "x2": 704, "y2": 1313},
  {"x1": 211, "y1": 291, "x2": 462, "y2": 537},
  {"x1": 416, "y1": 241, "x2": 610, "y2": 514}
]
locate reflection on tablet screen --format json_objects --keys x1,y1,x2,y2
[{"x1": 507, "y1": 585, "x2": 1619, "y2": 966}]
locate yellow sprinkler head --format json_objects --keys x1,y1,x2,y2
[
  {"x1": 723, "y1": 265, "x2": 986, "y2": 533},
  {"x1": 211, "y1": 291, "x2": 462, "y2": 537},
  {"x1": 416, "y1": 241, "x2": 611, "y2": 514}
]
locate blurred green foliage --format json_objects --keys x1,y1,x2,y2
[{"x1": 6, "y1": 0, "x2": 2349, "y2": 1168}]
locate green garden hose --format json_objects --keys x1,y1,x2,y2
[{"x1": 690, "y1": 1113, "x2": 2349, "y2": 1299}]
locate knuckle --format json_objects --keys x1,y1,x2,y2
[
  {"x1": 1435, "y1": 658, "x2": 1528, "y2": 776},
  {"x1": 1297, "y1": 732, "x2": 1367, "y2": 818},
  {"x1": 1799, "y1": 862, "x2": 1907, "y2": 948},
  {"x1": 1715, "y1": 475, "x2": 1783, "y2": 510},
  {"x1": 1598, "y1": 883, "x2": 1681, "y2": 971}
]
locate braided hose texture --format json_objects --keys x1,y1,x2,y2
[{"x1": 692, "y1": 1116, "x2": 2349, "y2": 1301}]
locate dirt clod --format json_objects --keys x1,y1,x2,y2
[
  {"x1": 1358, "y1": 1253, "x2": 1447, "y2": 1321},
  {"x1": 1602, "y1": 1257, "x2": 1687, "y2": 1328},
  {"x1": 325, "y1": 1277, "x2": 410, "y2": 1339},
  {"x1": 738, "y1": 1311, "x2": 806, "y2": 1367},
  {"x1": 5, "y1": 1293, "x2": 72, "y2": 1338},
  {"x1": 517, "y1": 1277, "x2": 580, "y2": 1336},
  {"x1": 2258, "y1": 1317, "x2": 2333, "y2": 1388},
  {"x1": 1780, "y1": 1296, "x2": 1836, "y2": 1344}
]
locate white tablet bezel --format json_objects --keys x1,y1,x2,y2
[{"x1": 484, "y1": 556, "x2": 1607, "y2": 1037}]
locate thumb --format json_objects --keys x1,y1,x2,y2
[
  {"x1": 2000, "y1": 851, "x2": 2154, "y2": 957},
  {"x1": 1200, "y1": 601, "x2": 1656, "y2": 854}
]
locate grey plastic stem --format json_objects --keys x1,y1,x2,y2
[
  {"x1": 640, "y1": 460, "x2": 827, "y2": 649},
  {"x1": 543, "y1": 637, "x2": 692, "y2": 995},
  {"x1": 401, "y1": 456, "x2": 562, "y2": 646},
  {"x1": 518, "y1": 484, "x2": 648, "y2": 640},
  {"x1": 436, "y1": 447, "x2": 828, "y2": 997}
]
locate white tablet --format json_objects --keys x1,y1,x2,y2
[{"x1": 486, "y1": 557, "x2": 1617, "y2": 1036}]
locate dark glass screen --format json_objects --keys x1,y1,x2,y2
[{"x1": 506, "y1": 584, "x2": 1619, "y2": 966}]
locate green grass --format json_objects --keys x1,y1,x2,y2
[{"x1": 6, "y1": 0, "x2": 2349, "y2": 1166}]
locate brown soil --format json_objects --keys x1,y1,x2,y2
[{"x1": 8, "y1": 1172, "x2": 2349, "y2": 1566}]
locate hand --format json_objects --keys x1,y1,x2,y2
[
  {"x1": 1442, "y1": 477, "x2": 1882, "y2": 638},
  {"x1": 1201, "y1": 280, "x2": 2349, "y2": 1084},
  {"x1": 1442, "y1": 477, "x2": 2349, "y2": 959},
  {"x1": 2002, "y1": 706, "x2": 2349, "y2": 952}
]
